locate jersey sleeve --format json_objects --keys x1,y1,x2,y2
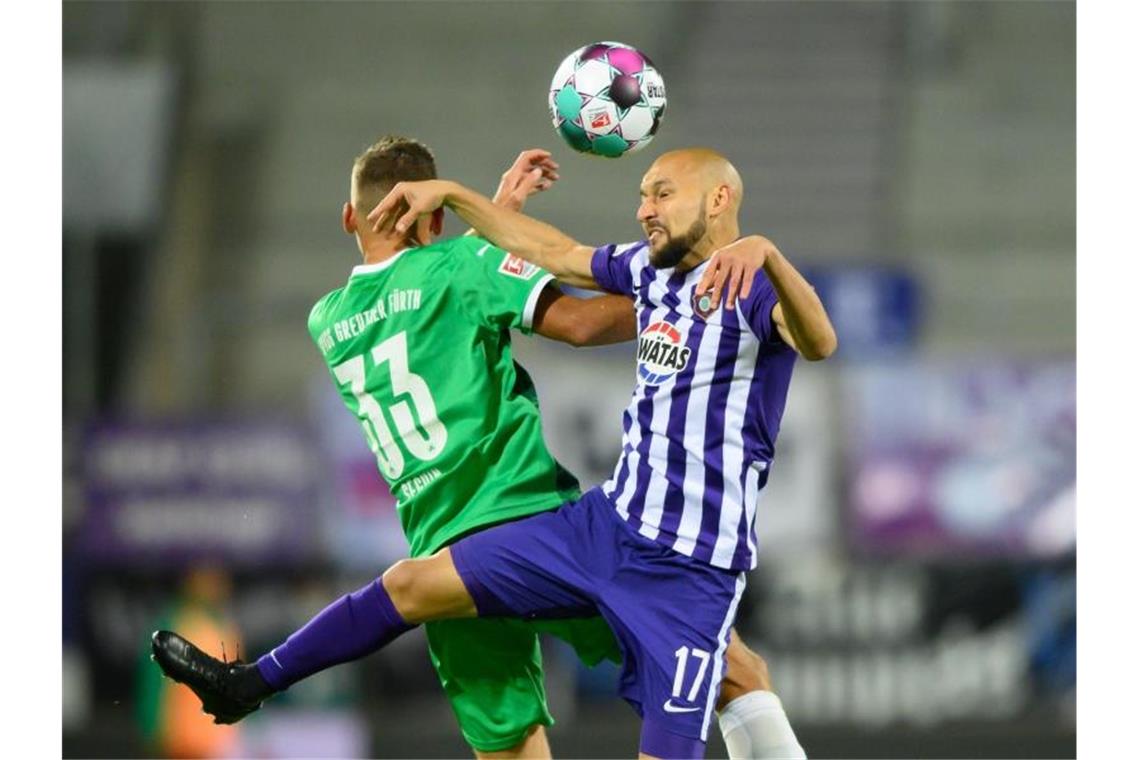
[
  {"x1": 307, "y1": 291, "x2": 339, "y2": 358},
  {"x1": 452, "y1": 237, "x2": 555, "y2": 334},
  {"x1": 739, "y1": 270, "x2": 783, "y2": 344},
  {"x1": 590, "y1": 241, "x2": 647, "y2": 297}
]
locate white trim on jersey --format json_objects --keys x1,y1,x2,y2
[
  {"x1": 521, "y1": 273, "x2": 555, "y2": 331},
  {"x1": 700, "y1": 572, "x2": 748, "y2": 742},
  {"x1": 350, "y1": 248, "x2": 412, "y2": 276}
]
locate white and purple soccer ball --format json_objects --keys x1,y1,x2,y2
[{"x1": 548, "y1": 41, "x2": 667, "y2": 158}]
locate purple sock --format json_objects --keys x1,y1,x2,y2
[{"x1": 256, "y1": 577, "x2": 414, "y2": 691}]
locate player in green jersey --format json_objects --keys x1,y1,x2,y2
[
  {"x1": 153, "y1": 137, "x2": 800, "y2": 759},
  {"x1": 312, "y1": 139, "x2": 637, "y2": 755},
  {"x1": 306, "y1": 138, "x2": 636, "y2": 756}
]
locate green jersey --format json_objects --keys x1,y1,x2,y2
[{"x1": 308, "y1": 236, "x2": 580, "y2": 557}]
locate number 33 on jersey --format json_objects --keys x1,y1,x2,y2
[
  {"x1": 306, "y1": 237, "x2": 581, "y2": 558},
  {"x1": 330, "y1": 330, "x2": 447, "y2": 480}
]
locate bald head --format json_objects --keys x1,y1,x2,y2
[{"x1": 648, "y1": 148, "x2": 744, "y2": 211}]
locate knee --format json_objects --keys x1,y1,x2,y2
[
  {"x1": 382, "y1": 551, "x2": 475, "y2": 623},
  {"x1": 382, "y1": 558, "x2": 428, "y2": 621}
]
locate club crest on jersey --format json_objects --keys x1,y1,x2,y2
[
  {"x1": 499, "y1": 253, "x2": 539, "y2": 280},
  {"x1": 691, "y1": 289, "x2": 719, "y2": 320},
  {"x1": 637, "y1": 321, "x2": 691, "y2": 385}
]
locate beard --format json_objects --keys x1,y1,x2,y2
[{"x1": 648, "y1": 199, "x2": 707, "y2": 270}]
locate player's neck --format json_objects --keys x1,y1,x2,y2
[
  {"x1": 358, "y1": 233, "x2": 422, "y2": 266},
  {"x1": 675, "y1": 225, "x2": 740, "y2": 273}
]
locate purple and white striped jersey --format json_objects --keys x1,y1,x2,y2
[{"x1": 590, "y1": 240, "x2": 798, "y2": 571}]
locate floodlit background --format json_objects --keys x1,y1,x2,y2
[{"x1": 62, "y1": 1, "x2": 1075, "y2": 757}]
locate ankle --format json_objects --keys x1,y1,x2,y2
[{"x1": 233, "y1": 662, "x2": 276, "y2": 703}]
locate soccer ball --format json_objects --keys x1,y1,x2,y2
[{"x1": 548, "y1": 41, "x2": 667, "y2": 158}]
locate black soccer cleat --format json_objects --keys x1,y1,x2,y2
[{"x1": 150, "y1": 630, "x2": 265, "y2": 725}]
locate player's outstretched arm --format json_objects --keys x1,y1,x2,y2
[
  {"x1": 369, "y1": 180, "x2": 599, "y2": 290},
  {"x1": 531, "y1": 287, "x2": 637, "y2": 347},
  {"x1": 699, "y1": 235, "x2": 838, "y2": 360}
]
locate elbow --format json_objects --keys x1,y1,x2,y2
[
  {"x1": 551, "y1": 319, "x2": 594, "y2": 348},
  {"x1": 802, "y1": 332, "x2": 838, "y2": 361},
  {"x1": 566, "y1": 324, "x2": 598, "y2": 348}
]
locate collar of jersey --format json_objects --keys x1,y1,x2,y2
[
  {"x1": 351, "y1": 248, "x2": 412, "y2": 277},
  {"x1": 665, "y1": 255, "x2": 712, "y2": 282}
]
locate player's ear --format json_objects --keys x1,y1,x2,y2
[
  {"x1": 709, "y1": 185, "x2": 731, "y2": 217},
  {"x1": 715, "y1": 185, "x2": 729, "y2": 212},
  {"x1": 342, "y1": 202, "x2": 355, "y2": 235},
  {"x1": 430, "y1": 207, "x2": 444, "y2": 236}
]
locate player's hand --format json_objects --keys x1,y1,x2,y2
[
  {"x1": 493, "y1": 149, "x2": 560, "y2": 212},
  {"x1": 696, "y1": 235, "x2": 775, "y2": 311},
  {"x1": 368, "y1": 180, "x2": 452, "y2": 235}
]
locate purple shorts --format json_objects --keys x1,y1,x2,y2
[{"x1": 449, "y1": 487, "x2": 746, "y2": 759}]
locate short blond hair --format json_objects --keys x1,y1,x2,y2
[{"x1": 351, "y1": 135, "x2": 437, "y2": 212}]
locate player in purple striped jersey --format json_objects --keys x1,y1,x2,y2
[{"x1": 365, "y1": 147, "x2": 834, "y2": 757}]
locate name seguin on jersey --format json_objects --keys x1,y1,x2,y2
[
  {"x1": 400, "y1": 467, "x2": 442, "y2": 502},
  {"x1": 637, "y1": 321, "x2": 691, "y2": 384}
]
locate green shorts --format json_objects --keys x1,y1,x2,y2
[{"x1": 424, "y1": 615, "x2": 621, "y2": 752}]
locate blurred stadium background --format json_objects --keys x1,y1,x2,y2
[{"x1": 61, "y1": 1, "x2": 1075, "y2": 757}]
